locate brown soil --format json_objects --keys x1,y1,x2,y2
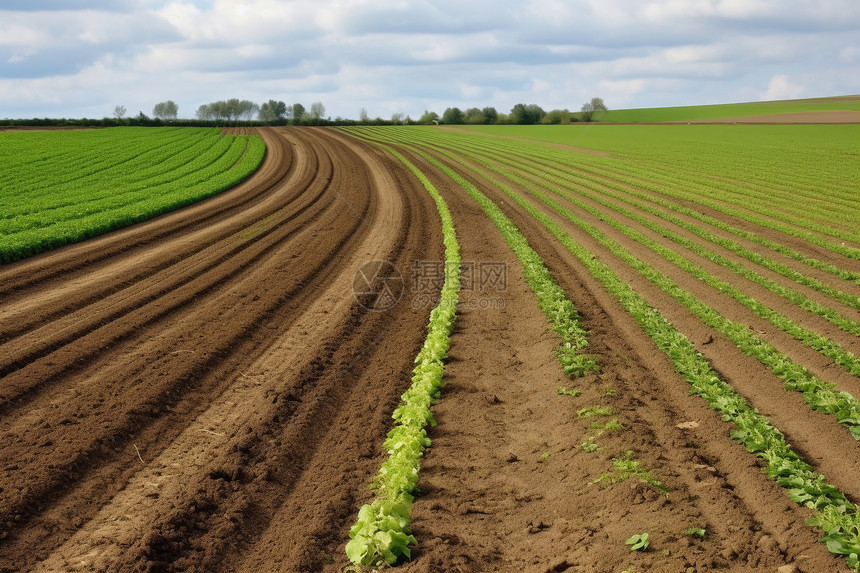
[
  {"x1": 0, "y1": 127, "x2": 441, "y2": 572},
  {"x1": 1, "y1": 126, "x2": 855, "y2": 572}
]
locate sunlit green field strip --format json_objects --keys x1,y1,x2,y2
[
  {"x1": 341, "y1": 124, "x2": 860, "y2": 569},
  {"x1": 0, "y1": 127, "x2": 265, "y2": 263},
  {"x1": 599, "y1": 95, "x2": 860, "y2": 123}
]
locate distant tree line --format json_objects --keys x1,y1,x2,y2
[
  {"x1": 194, "y1": 99, "x2": 328, "y2": 125},
  {"x1": 152, "y1": 100, "x2": 178, "y2": 120},
  {"x1": 413, "y1": 99, "x2": 607, "y2": 126},
  {"x1": 1, "y1": 98, "x2": 606, "y2": 128}
]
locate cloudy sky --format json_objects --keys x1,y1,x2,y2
[{"x1": 2, "y1": 0, "x2": 860, "y2": 120}]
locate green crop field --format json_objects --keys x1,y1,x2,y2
[
  {"x1": 597, "y1": 95, "x2": 860, "y2": 123},
  {"x1": 448, "y1": 124, "x2": 860, "y2": 246},
  {"x1": 0, "y1": 127, "x2": 265, "y2": 263}
]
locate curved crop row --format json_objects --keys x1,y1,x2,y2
[
  {"x1": 345, "y1": 128, "x2": 597, "y2": 377},
  {"x1": 406, "y1": 147, "x2": 598, "y2": 377},
  {"x1": 0, "y1": 128, "x2": 196, "y2": 195},
  {"x1": 482, "y1": 145, "x2": 860, "y2": 334},
  {"x1": 345, "y1": 147, "x2": 461, "y2": 567},
  {"x1": 451, "y1": 134, "x2": 860, "y2": 287},
  {"x1": 462, "y1": 146, "x2": 860, "y2": 379},
  {"x1": 0, "y1": 128, "x2": 265, "y2": 263},
  {"x1": 489, "y1": 124, "x2": 860, "y2": 252},
  {"x1": 0, "y1": 136, "x2": 240, "y2": 228},
  {"x1": 442, "y1": 143, "x2": 860, "y2": 440},
  {"x1": 343, "y1": 128, "x2": 602, "y2": 565}
]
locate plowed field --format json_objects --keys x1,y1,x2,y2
[{"x1": 1, "y1": 125, "x2": 858, "y2": 572}]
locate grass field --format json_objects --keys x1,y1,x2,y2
[
  {"x1": 0, "y1": 127, "x2": 265, "y2": 263},
  {"x1": 598, "y1": 95, "x2": 860, "y2": 123}
]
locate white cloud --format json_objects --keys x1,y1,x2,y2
[
  {"x1": 157, "y1": 0, "x2": 322, "y2": 43},
  {"x1": 762, "y1": 74, "x2": 805, "y2": 100},
  {"x1": 840, "y1": 46, "x2": 859, "y2": 62},
  {"x1": 1, "y1": 0, "x2": 859, "y2": 119}
]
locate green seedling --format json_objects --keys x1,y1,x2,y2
[
  {"x1": 578, "y1": 406, "x2": 612, "y2": 418},
  {"x1": 581, "y1": 437, "x2": 601, "y2": 452},
  {"x1": 595, "y1": 451, "x2": 670, "y2": 494},
  {"x1": 590, "y1": 418, "x2": 623, "y2": 431},
  {"x1": 625, "y1": 532, "x2": 649, "y2": 551}
]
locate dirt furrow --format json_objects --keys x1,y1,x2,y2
[
  {"x1": 4, "y1": 125, "x2": 856, "y2": 573},
  {"x1": 1, "y1": 127, "x2": 339, "y2": 568},
  {"x1": 0, "y1": 127, "x2": 440, "y2": 572},
  {"x1": 27, "y1": 126, "x2": 429, "y2": 572},
  {"x1": 0, "y1": 161, "x2": 331, "y2": 408},
  {"x1": 0, "y1": 129, "x2": 307, "y2": 366},
  {"x1": 224, "y1": 128, "x2": 442, "y2": 573}
]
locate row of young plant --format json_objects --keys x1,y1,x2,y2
[
  {"x1": 489, "y1": 146, "x2": 860, "y2": 336},
  {"x1": 592, "y1": 124, "x2": 859, "y2": 213},
  {"x1": 0, "y1": 129, "x2": 265, "y2": 264},
  {"x1": 365, "y1": 123, "x2": 856, "y2": 383},
  {"x1": 508, "y1": 146, "x2": 860, "y2": 305},
  {"x1": 412, "y1": 132, "x2": 860, "y2": 359},
  {"x1": 465, "y1": 145, "x2": 860, "y2": 378},
  {"x1": 661, "y1": 133, "x2": 859, "y2": 211},
  {"x1": 573, "y1": 148, "x2": 860, "y2": 260},
  {"x1": 452, "y1": 134, "x2": 860, "y2": 287},
  {"x1": 653, "y1": 156, "x2": 860, "y2": 221},
  {"x1": 566, "y1": 127, "x2": 860, "y2": 244},
  {"x1": 609, "y1": 156, "x2": 857, "y2": 242},
  {"x1": 440, "y1": 142, "x2": 860, "y2": 441},
  {"x1": 348, "y1": 126, "x2": 860, "y2": 568},
  {"x1": 345, "y1": 147, "x2": 461, "y2": 567},
  {"x1": 343, "y1": 130, "x2": 600, "y2": 566},
  {"x1": 606, "y1": 173, "x2": 859, "y2": 282},
  {"x1": 0, "y1": 127, "x2": 199, "y2": 196},
  {"x1": 405, "y1": 147, "x2": 599, "y2": 377},
  {"x1": 347, "y1": 127, "x2": 598, "y2": 376},
  {"x1": 418, "y1": 130, "x2": 860, "y2": 333},
  {"x1": 387, "y1": 135, "x2": 860, "y2": 570},
  {"x1": 1, "y1": 132, "x2": 244, "y2": 223}
]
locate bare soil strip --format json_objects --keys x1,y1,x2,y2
[{"x1": 0, "y1": 127, "x2": 441, "y2": 572}]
